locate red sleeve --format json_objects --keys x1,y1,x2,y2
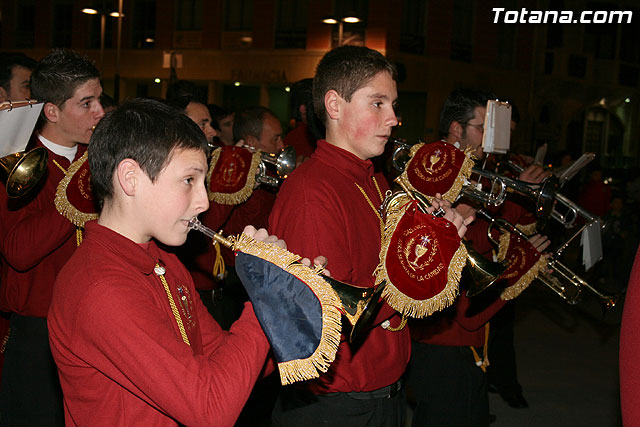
[
  {"x1": 620, "y1": 246, "x2": 640, "y2": 425},
  {"x1": 0, "y1": 169, "x2": 75, "y2": 271},
  {"x1": 453, "y1": 291, "x2": 506, "y2": 332}
]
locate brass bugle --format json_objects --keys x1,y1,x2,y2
[
  {"x1": 476, "y1": 209, "x2": 619, "y2": 314},
  {"x1": 243, "y1": 145, "x2": 296, "y2": 187},
  {"x1": 187, "y1": 217, "x2": 385, "y2": 342},
  {"x1": 0, "y1": 147, "x2": 48, "y2": 198}
]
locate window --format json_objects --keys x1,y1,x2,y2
[
  {"x1": 15, "y1": 1, "x2": 36, "y2": 48},
  {"x1": 224, "y1": 0, "x2": 253, "y2": 31},
  {"x1": 399, "y1": 0, "x2": 427, "y2": 54},
  {"x1": 620, "y1": 7, "x2": 640, "y2": 64},
  {"x1": 176, "y1": 0, "x2": 202, "y2": 31},
  {"x1": 450, "y1": 0, "x2": 473, "y2": 62},
  {"x1": 274, "y1": 0, "x2": 307, "y2": 49},
  {"x1": 52, "y1": 0, "x2": 73, "y2": 48},
  {"x1": 132, "y1": 0, "x2": 156, "y2": 48}
]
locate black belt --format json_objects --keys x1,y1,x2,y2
[{"x1": 344, "y1": 379, "x2": 402, "y2": 400}]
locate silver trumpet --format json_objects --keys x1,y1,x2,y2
[
  {"x1": 390, "y1": 138, "x2": 558, "y2": 216},
  {"x1": 244, "y1": 145, "x2": 296, "y2": 187},
  {"x1": 476, "y1": 209, "x2": 619, "y2": 314}
]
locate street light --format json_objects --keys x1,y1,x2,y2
[
  {"x1": 82, "y1": 7, "x2": 124, "y2": 73},
  {"x1": 322, "y1": 15, "x2": 361, "y2": 46},
  {"x1": 82, "y1": 4, "x2": 124, "y2": 101}
]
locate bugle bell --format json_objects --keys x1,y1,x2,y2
[
  {"x1": 0, "y1": 147, "x2": 48, "y2": 198},
  {"x1": 187, "y1": 217, "x2": 384, "y2": 342},
  {"x1": 246, "y1": 145, "x2": 296, "y2": 187}
]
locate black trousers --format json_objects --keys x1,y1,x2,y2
[
  {"x1": 407, "y1": 341, "x2": 490, "y2": 427},
  {"x1": 0, "y1": 314, "x2": 64, "y2": 426},
  {"x1": 272, "y1": 385, "x2": 405, "y2": 427},
  {"x1": 486, "y1": 302, "x2": 522, "y2": 397}
]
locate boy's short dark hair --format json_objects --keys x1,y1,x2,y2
[
  {"x1": 233, "y1": 106, "x2": 276, "y2": 142},
  {"x1": 439, "y1": 88, "x2": 496, "y2": 138},
  {"x1": 0, "y1": 52, "x2": 37, "y2": 92},
  {"x1": 312, "y1": 46, "x2": 397, "y2": 125},
  {"x1": 89, "y1": 98, "x2": 208, "y2": 210},
  {"x1": 30, "y1": 48, "x2": 100, "y2": 107}
]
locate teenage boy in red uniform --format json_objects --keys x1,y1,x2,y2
[
  {"x1": 48, "y1": 98, "x2": 287, "y2": 426},
  {"x1": 269, "y1": 46, "x2": 468, "y2": 426},
  {"x1": 0, "y1": 48, "x2": 104, "y2": 425}
]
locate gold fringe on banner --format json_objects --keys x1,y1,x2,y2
[
  {"x1": 232, "y1": 234, "x2": 343, "y2": 386},
  {"x1": 496, "y1": 232, "x2": 548, "y2": 300},
  {"x1": 516, "y1": 222, "x2": 538, "y2": 236},
  {"x1": 500, "y1": 256, "x2": 547, "y2": 301},
  {"x1": 54, "y1": 152, "x2": 99, "y2": 228},
  {"x1": 206, "y1": 148, "x2": 261, "y2": 205},
  {"x1": 374, "y1": 196, "x2": 466, "y2": 318}
]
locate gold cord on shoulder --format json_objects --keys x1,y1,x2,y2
[
  {"x1": 52, "y1": 159, "x2": 67, "y2": 175},
  {"x1": 354, "y1": 176, "x2": 384, "y2": 233},
  {"x1": 156, "y1": 264, "x2": 191, "y2": 346}
]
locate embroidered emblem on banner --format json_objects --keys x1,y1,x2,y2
[
  {"x1": 395, "y1": 141, "x2": 475, "y2": 203},
  {"x1": 206, "y1": 146, "x2": 261, "y2": 204},
  {"x1": 496, "y1": 232, "x2": 547, "y2": 301},
  {"x1": 374, "y1": 200, "x2": 467, "y2": 318}
]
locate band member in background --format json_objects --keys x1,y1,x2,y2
[
  {"x1": 269, "y1": 45, "x2": 468, "y2": 427},
  {"x1": 0, "y1": 48, "x2": 104, "y2": 426},
  {"x1": 284, "y1": 78, "x2": 316, "y2": 164},
  {"x1": 0, "y1": 52, "x2": 37, "y2": 102},
  {"x1": 406, "y1": 88, "x2": 550, "y2": 426},
  {"x1": 209, "y1": 104, "x2": 235, "y2": 147},
  {"x1": 166, "y1": 95, "x2": 218, "y2": 147}
]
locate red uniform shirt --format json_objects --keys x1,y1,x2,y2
[
  {"x1": 269, "y1": 139, "x2": 410, "y2": 394},
  {"x1": 48, "y1": 221, "x2": 271, "y2": 426},
  {"x1": 0, "y1": 138, "x2": 84, "y2": 317},
  {"x1": 283, "y1": 122, "x2": 315, "y2": 158}
]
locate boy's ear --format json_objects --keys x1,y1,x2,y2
[
  {"x1": 116, "y1": 159, "x2": 140, "y2": 196},
  {"x1": 0, "y1": 86, "x2": 8, "y2": 101},
  {"x1": 324, "y1": 90, "x2": 341, "y2": 121},
  {"x1": 43, "y1": 102, "x2": 60, "y2": 123}
]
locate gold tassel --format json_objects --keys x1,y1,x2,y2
[
  {"x1": 470, "y1": 323, "x2": 491, "y2": 372},
  {"x1": 1, "y1": 328, "x2": 10, "y2": 354},
  {"x1": 76, "y1": 228, "x2": 83, "y2": 246},
  {"x1": 211, "y1": 241, "x2": 226, "y2": 280}
]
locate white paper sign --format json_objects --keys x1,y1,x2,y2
[
  {"x1": 482, "y1": 100, "x2": 512, "y2": 154},
  {"x1": 0, "y1": 101, "x2": 44, "y2": 158},
  {"x1": 580, "y1": 219, "x2": 603, "y2": 271}
]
